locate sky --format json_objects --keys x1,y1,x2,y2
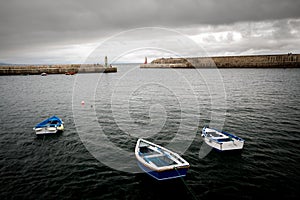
[{"x1": 0, "y1": 0, "x2": 299, "y2": 64}]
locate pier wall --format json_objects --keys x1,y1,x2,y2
[
  {"x1": 141, "y1": 54, "x2": 300, "y2": 68},
  {"x1": 0, "y1": 64, "x2": 117, "y2": 75}
]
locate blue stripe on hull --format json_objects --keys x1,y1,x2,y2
[{"x1": 137, "y1": 162, "x2": 188, "y2": 181}]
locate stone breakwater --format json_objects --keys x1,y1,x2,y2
[
  {"x1": 141, "y1": 54, "x2": 300, "y2": 68},
  {"x1": 0, "y1": 64, "x2": 117, "y2": 75}
]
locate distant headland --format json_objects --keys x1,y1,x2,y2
[{"x1": 141, "y1": 53, "x2": 300, "y2": 68}]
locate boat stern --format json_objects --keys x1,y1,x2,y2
[
  {"x1": 137, "y1": 161, "x2": 189, "y2": 181},
  {"x1": 56, "y1": 124, "x2": 64, "y2": 131}
]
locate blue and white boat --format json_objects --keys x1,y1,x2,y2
[
  {"x1": 135, "y1": 138, "x2": 190, "y2": 181},
  {"x1": 33, "y1": 116, "x2": 64, "y2": 135},
  {"x1": 201, "y1": 126, "x2": 244, "y2": 151}
]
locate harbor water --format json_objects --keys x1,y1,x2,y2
[{"x1": 0, "y1": 65, "x2": 299, "y2": 199}]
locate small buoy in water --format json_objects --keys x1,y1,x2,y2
[{"x1": 81, "y1": 100, "x2": 85, "y2": 105}]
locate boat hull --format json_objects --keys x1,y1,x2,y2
[
  {"x1": 137, "y1": 161, "x2": 188, "y2": 181},
  {"x1": 34, "y1": 124, "x2": 64, "y2": 135},
  {"x1": 203, "y1": 137, "x2": 244, "y2": 151}
]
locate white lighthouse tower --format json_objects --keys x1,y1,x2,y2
[{"x1": 105, "y1": 56, "x2": 108, "y2": 68}]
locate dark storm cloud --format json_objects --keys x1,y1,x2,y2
[
  {"x1": 185, "y1": 18, "x2": 300, "y2": 57},
  {"x1": 0, "y1": 0, "x2": 299, "y2": 63}
]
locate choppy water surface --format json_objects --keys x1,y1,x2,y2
[{"x1": 0, "y1": 66, "x2": 299, "y2": 199}]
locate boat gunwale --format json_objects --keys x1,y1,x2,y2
[
  {"x1": 135, "y1": 139, "x2": 190, "y2": 172},
  {"x1": 203, "y1": 127, "x2": 245, "y2": 143}
]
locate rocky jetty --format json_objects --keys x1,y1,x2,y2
[
  {"x1": 141, "y1": 54, "x2": 300, "y2": 68},
  {"x1": 0, "y1": 64, "x2": 117, "y2": 75}
]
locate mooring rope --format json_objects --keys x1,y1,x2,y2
[{"x1": 174, "y1": 167, "x2": 198, "y2": 200}]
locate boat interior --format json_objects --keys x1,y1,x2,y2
[
  {"x1": 205, "y1": 128, "x2": 243, "y2": 143},
  {"x1": 138, "y1": 143, "x2": 182, "y2": 167}
]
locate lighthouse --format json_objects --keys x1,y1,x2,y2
[
  {"x1": 105, "y1": 56, "x2": 108, "y2": 67},
  {"x1": 144, "y1": 56, "x2": 147, "y2": 64}
]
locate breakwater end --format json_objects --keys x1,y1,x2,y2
[
  {"x1": 140, "y1": 54, "x2": 300, "y2": 68},
  {"x1": 0, "y1": 64, "x2": 117, "y2": 75}
]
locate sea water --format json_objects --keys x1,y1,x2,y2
[{"x1": 0, "y1": 65, "x2": 299, "y2": 199}]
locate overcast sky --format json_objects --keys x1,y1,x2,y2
[{"x1": 0, "y1": 0, "x2": 299, "y2": 64}]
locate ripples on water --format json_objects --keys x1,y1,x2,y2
[{"x1": 0, "y1": 66, "x2": 299, "y2": 199}]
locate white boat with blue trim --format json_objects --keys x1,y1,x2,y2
[
  {"x1": 201, "y1": 126, "x2": 244, "y2": 151},
  {"x1": 33, "y1": 116, "x2": 64, "y2": 135},
  {"x1": 135, "y1": 138, "x2": 190, "y2": 181}
]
